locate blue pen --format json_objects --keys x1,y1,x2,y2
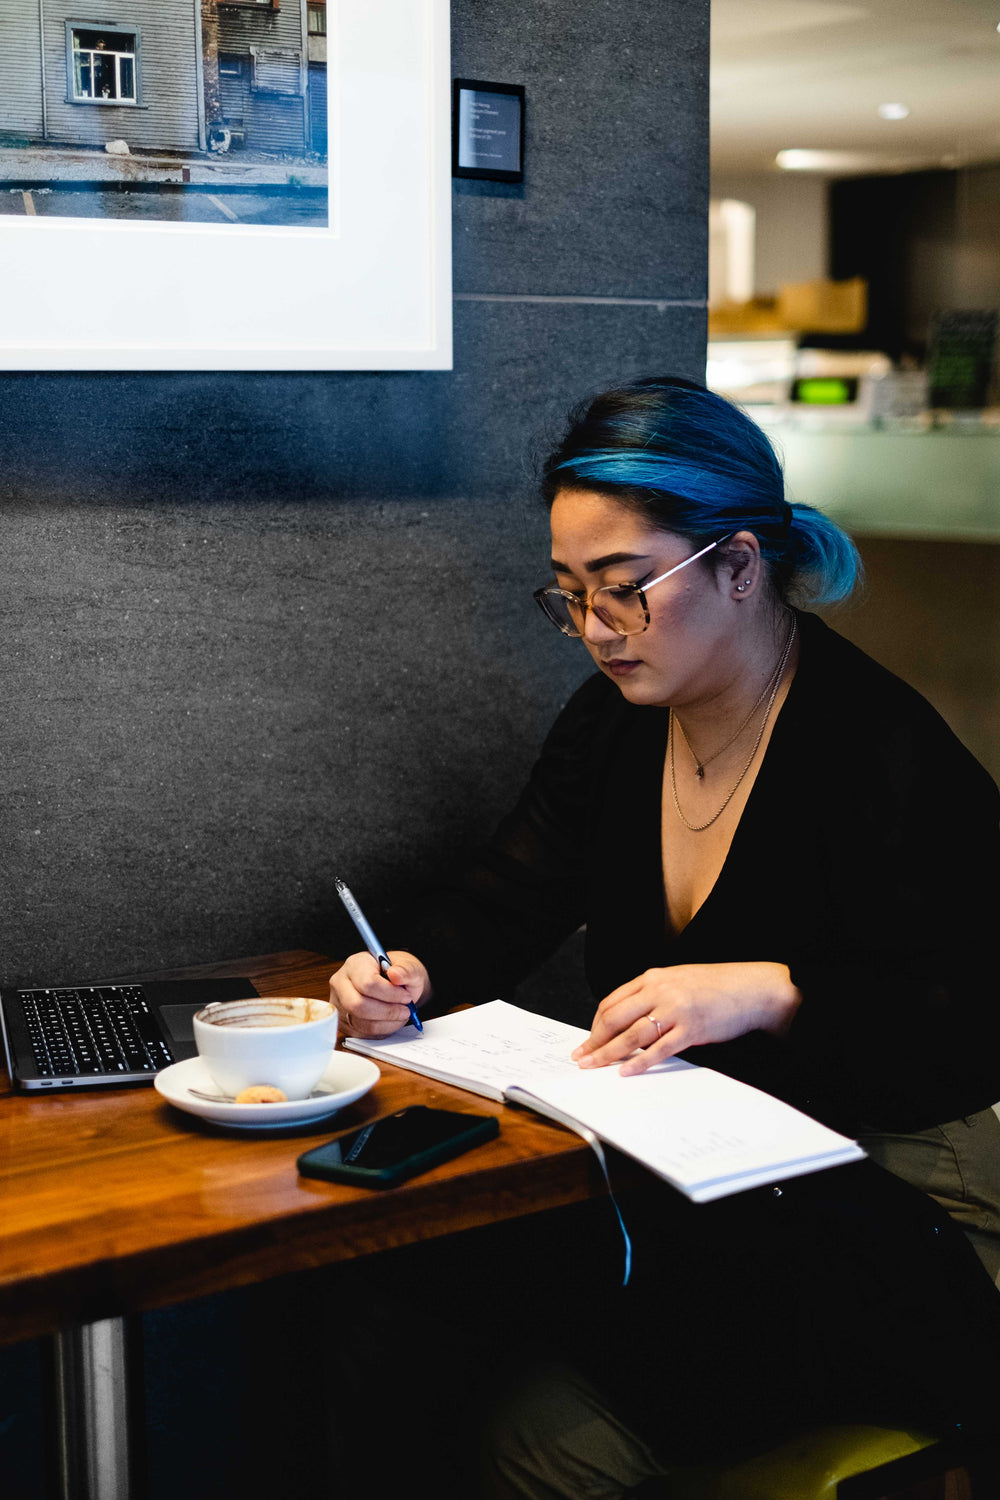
[{"x1": 334, "y1": 878, "x2": 423, "y2": 1033}]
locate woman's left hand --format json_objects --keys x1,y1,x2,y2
[{"x1": 571, "y1": 962, "x2": 802, "y2": 1076}]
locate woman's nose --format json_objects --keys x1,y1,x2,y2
[{"x1": 583, "y1": 607, "x2": 620, "y2": 644}]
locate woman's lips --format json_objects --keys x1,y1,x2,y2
[{"x1": 604, "y1": 658, "x2": 640, "y2": 677}]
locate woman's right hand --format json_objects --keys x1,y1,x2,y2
[{"x1": 328, "y1": 950, "x2": 431, "y2": 1039}]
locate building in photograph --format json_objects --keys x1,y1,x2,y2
[
  {"x1": 306, "y1": 0, "x2": 327, "y2": 155},
  {"x1": 209, "y1": 0, "x2": 326, "y2": 156},
  {"x1": 1, "y1": 0, "x2": 327, "y2": 159},
  {"x1": 1, "y1": 0, "x2": 204, "y2": 152}
]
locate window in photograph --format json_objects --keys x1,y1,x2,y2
[
  {"x1": 67, "y1": 24, "x2": 140, "y2": 105},
  {"x1": 250, "y1": 48, "x2": 302, "y2": 96},
  {"x1": 308, "y1": 4, "x2": 327, "y2": 35}
]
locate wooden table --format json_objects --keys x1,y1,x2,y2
[{"x1": 0, "y1": 951, "x2": 605, "y2": 1497}]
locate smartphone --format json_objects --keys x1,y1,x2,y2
[{"x1": 296, "y1": 1105, "x2": 499, "y2": 1189}]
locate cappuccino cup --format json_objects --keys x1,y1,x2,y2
[{"x1": 193, "y1": 997, "x2": 338, "y2": 1100}]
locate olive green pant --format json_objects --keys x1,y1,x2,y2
[
  {"x1": 482, "y1": 1358, "x2": 671, "y2": 1500},
  {"x1": 859, "y1": 1107, "x2": 1000, "y2": 1287}
]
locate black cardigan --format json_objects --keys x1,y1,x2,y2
[{"x1": 400, "y1": 612, "x2": 1000, "y2": 1138}]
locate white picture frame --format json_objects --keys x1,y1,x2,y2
[{"x1": 0, "y1": 0, "x2": 452, "y2": 371}]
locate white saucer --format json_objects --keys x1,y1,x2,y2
[{"x1": 154, "y1": 1052, "x2": 380, "y2": 1129}]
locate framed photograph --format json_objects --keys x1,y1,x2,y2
[
  {"x1": 452, "y1": 78, "x2": 524, "y2": 183},
  {"x1": 0, "y1": 0, "x2": 452, "y2": 370}
]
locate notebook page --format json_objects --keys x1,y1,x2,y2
[
  {"x1": 343, "y1": 998, "x2": 589, "y2": 1096},
  {"x1": 514, "y1": 1060, "x2": 863, "y2": 1198}
]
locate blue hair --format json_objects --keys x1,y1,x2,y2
[{"x1": 540, "y1": 377, "x2": 860, "y2": 608}]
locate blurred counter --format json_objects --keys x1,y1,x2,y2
[{"x1": 750, "y1": 412, "x2": 1000, "y2": 543}]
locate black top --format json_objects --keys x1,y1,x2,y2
[{"x1": 401, "y1": 612, "x2": 1000, "y2": 1137}]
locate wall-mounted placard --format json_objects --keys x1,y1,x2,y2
[
  {"x1": 0, "y1": 0, "x2": 452, "y2": 371},
  {"x1": 452, "y1": 78, "x2": 525, "y2": 183}
]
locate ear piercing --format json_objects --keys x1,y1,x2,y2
[{"x1": 736, "y1": 583, "x2": 748, "y2": 593}]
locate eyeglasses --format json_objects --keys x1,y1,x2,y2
[{"x1": 533, "y1": 536, "x2": 729, "y2": 638}]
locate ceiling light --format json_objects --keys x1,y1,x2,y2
[
  {"x1": 776, "y1": 149, "x2": 874, "y2": 172},
  {"x1": 776, "y1": 150, "x2": 822, "y2": 170},
  {"x1": 877, "y1": 103, "x2": 910, "y2": 120}
]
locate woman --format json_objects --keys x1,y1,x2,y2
[{"x1": 330, "y1": 378, "x2": 1000, "y2": 1497}]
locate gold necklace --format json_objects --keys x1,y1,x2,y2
[
  {"x1": 668, "y1": 615, "x2": 797, "y2": 833},
  {"x1": 673, "y1": 624, "x2": 791, "y2": 779}
]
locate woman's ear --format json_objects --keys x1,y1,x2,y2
[{"x1": 721, "y1": 530, "x2": 762, "y2": 599}]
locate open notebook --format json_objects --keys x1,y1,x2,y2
[{"x1": 344, "y1": 999, "x2": 863, "y2": 1203}]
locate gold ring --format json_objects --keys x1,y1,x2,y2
[{"x1": 648, "y1": 1013, "x2": 661, "y2": 1039}]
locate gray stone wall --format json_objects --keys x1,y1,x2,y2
[{"x1": 0, "y1": 0, "x2": 710, "y2": 988}]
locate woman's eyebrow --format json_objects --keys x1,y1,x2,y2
[{"x1": 550, "y1": 551, "x2": 652, "y2": 574}]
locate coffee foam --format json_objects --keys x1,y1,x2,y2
[
  {"x1": 196, "y1": 997, "x2": 332, "y2": 1028},
  {"x1": 203, "y1": 1012, "x2": 304, "y2": 1028}
]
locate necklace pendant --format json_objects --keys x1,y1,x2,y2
[{"x1": 695, "y1": 764, "x2": 705, "y2": 779}]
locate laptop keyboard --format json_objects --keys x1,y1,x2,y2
[{"x1": 19, "y1": 986, "x2": 175, "y2": 1078}]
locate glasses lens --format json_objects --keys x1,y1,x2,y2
[
  {"x1": 535, "y1": 588, "x2": 586, "y2": 636},
  {"x1": 592, "y1": 584, "x2": 647, "y2": 635}
]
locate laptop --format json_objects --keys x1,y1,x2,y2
[{"x1": 0, "y1": 976, "x2": 259, "y2": 1091}]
